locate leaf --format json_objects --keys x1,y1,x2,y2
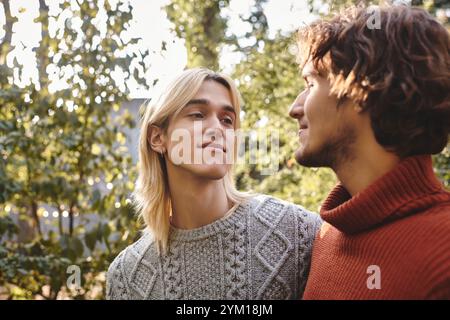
[
  {"x1": 84, "y1": 230, "x2": 97, "y2": 252},
  {"x1": 91, "y1": 189, "x2": 102, "y2": 211},
  {"x1": 102, "y1": 223, "x2": 111, "y2": 240},
  {"x1": 96, "y1": 223, "x2": 104, "y2": 242},
  {"x1": 91, "y1": 144, "x2": 101, "y2": 156},
  {"x1": 71, "y1": 237, "x2": 84, "y2": 258}
]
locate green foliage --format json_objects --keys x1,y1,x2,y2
[
  {"x1": 0, "y1": 225, "x2": 72, "y2": 299},
  {"x1": 165, "y1": 0, "x2": 234, "y2": 69},
  {"x1": 0, "y1": 0, "x2": 150, "y2": 299},
  {"x1": 434, "y1": 147, "x2": 450, "y2": 189}
]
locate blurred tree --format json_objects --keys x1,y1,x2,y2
[
  {"x1": 309, "y1": 0, "x2": 449, "y2": 22},
  {"x1": 0, "y1": 0, "x2": 152, "y2": 299},
  {"x1": 412, "y1": 0, "x2": 450, "y2": 13},
  {"x1": 307, "y1": 0, "x2": 374, "y2": 14},
  {"x1": 165, "y1": 0, "x2": 236, "y2": 69},
  {"x1": 240, "y1": 0, "x2": 269, "y2": 48}
]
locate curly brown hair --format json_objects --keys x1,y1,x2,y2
[{"x1": 297, "y1": 5, "x2": 450, "y2": 158}]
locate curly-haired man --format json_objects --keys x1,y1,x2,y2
[{"x1": 289, "y1": 5, "x2": 450, "y2": 299}]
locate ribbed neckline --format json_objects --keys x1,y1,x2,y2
[
  {"x1": 168, "y1": 198, "x2": 253, "y2": 242},
  {"x1": 320, "y1": 155, "x2": 449, "y2": 234}
]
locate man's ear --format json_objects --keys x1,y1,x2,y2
[{"x1": 147, "y1": 125, "x2": 166, "y2": 154}]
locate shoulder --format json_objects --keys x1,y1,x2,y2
[
  {"x1": 404, "y1": 199, "x2": 450, "y2": 248},
  {"x1": 418, "y1": 201, "x2": 450, "y2": 260},
  {"x1": 248, "y1": 194, "x2": 322, "y2": 239},
  {"x1": 106, "y1": 231, "x2": 157, "y2": 299},
  {"x1": 412, "y1": 201, "x2": 450, "y2": 298},
  {"x1": 250, "y1": 194, "x2": 321, "y2": 222}
]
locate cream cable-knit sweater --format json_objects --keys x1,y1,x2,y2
[{"x1": 106, "y1": 195, "x2": 322, "y2": 300}]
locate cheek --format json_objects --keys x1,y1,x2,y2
[
  {"x1": 304, "y1": 89, "x2": 337, "y2": 125},
  {"x1": 304, "y1": 87, "x2": 320, "y2": 110},
  {"x1": 224, "y1": 129, "x2": 235, "y2": 146},
  {"x1": 167, "y1": 120, "x2": 198, "y2": 143},
  {"x1": 304, "y1": 95, "x2": 317, "y2": 123}
]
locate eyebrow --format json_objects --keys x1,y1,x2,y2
[
  {"x1": 185, "y1": 99, "x2": 236, "y2": 115},
  {"x1": 302, "y1": 70, "x2": 320, "y2": 79}
]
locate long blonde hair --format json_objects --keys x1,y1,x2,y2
[{"x1": 133, "y1": 67, "x2": 251, "y2": 253}]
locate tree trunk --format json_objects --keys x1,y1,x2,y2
[
  {"x1": 58, "y1": 208, "x2": 64, "y2": 235},
  {"x1": 37, "y1": 0, "x2": 49, "y2": 88},
  {"x1": 0, "y1": 0, "x2": 17, "y2": 64},
  {"x1": 30, "y1": 201, "x2": 42, "y2": 237},
  {"x1": 69, "y1": 204, "x2": 74, "y2": 237},
  {"x1": 1, "y1": 0, "x2": 14, "y2": 44}
]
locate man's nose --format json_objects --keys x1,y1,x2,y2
[
  {"x1": 289, "y1": 92, "x2": 306, "y2": 119},
  {"x1": 204, "y1": 116, "x2": 224, "y2": 140}
]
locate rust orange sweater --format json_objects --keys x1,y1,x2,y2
[{"x1": 303, "y1": 155, "x2": 450, "y2": 300}]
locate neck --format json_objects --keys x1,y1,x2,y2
[
  {"x1": 166, "y1": 166, "x2": 232, "y2": 230},
  {"x1": 334, "y1": 141, "x2": 400, "y2": 196}
]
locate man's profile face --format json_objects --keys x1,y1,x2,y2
[{"x1": 288, "y1": 60, "x2": 358, "y2": 168}]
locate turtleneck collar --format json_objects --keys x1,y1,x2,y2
[{"x1": 320, "y1": 155, "x2": 449, "y2": 234}]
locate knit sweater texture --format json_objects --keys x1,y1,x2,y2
[{"x1": 106, "y1": 195, "x2": 322, "y2": 300}]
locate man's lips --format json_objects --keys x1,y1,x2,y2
[
  {"x1": 201, "y1": 141, "x2": 226, "y2": 152},
  {"x1": 299, "y1": 122, "x2": 308, "y2": 130},
  {"x1": 298, "y1": 123, "x2": 308, "y2": 136}
]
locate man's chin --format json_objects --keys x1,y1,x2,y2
[
  {"x1": 294, "y1": 148, "x2": 308, "y2": 165},
  {"x1": 187, "y1": 164, "x2": 229, "y2": 180},
  {"x1": 294, "y1": 148, "x2": 321, "y2": 168}
]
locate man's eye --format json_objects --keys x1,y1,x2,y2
[
  {"x1": 189, "y1": 113, "x2": 204, "y2": 119},
  {"x1": 222, "y1": 117, "x2": 234, "y2": 125}
]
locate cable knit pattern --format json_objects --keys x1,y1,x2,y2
[
  {"x1": 223, "y1": 219, "x2": 247, "y2": 299},
  {"x1": 162, "y1": 243, "x2": 183, "y2": 299},
  {"x1": 106, "y1": 250, "x2": 129, "y2": 299},
  {"x1": 106, "y1": 195, "x2": 321, "y2": 300},
  {"x1": 254, "y1": 198, "x2": 292, "y2": 299}
]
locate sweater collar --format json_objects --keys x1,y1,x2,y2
[
  {"x1": 320, "y1": 155, "x2": 449, "y2": 234},
  {"x1": 168, "y1": 199, "x2": 252, "y2": 242}
]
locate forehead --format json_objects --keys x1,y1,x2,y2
[
  {"x1": 301, "y1": 60, "x2": 320, "y2": 77},
  {"x1": 175, "y1": 79, "x2": 238, "y2": 120},
  {"x1": 193, "y1": 80, "x2": 232, "y2": 100}
]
